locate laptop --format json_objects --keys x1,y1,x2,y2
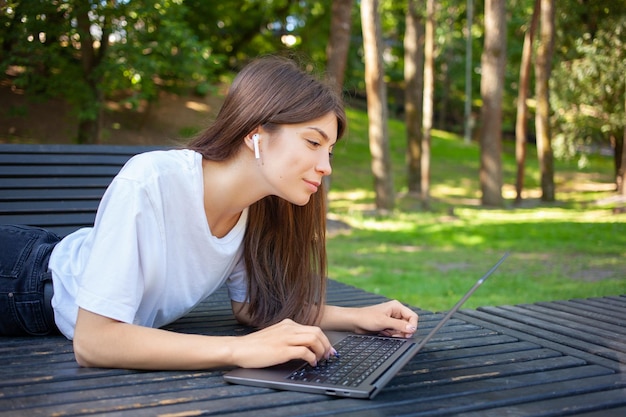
[{"x1": 224, "y1": 253, "x2": 509, "y2": 399}]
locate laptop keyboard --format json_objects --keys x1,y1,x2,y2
[{"x1": 287, "y1": 335, "x2": 407, "y2": 387}]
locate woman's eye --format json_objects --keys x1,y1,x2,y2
[{"x1": 307, "y1": 140, "x2": 321, "y2": 148}]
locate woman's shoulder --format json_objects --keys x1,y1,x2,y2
[{"x1": 118, "y1": 149, "x2": 201, "y2": 180}]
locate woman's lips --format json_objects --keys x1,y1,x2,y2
[{"x1": 303, "y1": 179, "x2": 321, "y2": 192}]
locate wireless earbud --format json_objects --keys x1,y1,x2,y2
[{"x1": 252, "y1": 134, "x2": 260, "y2": 159}]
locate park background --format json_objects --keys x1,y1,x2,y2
[{"x1": 1, "y1": 0, "x2": 624, "y2": 311}]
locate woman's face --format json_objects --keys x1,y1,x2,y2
[{"x1": 258, "y1": 112, "x2": 338, "y2": 206}]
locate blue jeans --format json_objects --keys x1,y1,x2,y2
[{"x1": 0, "y1": 225, "x2": 61, "y2": 336}]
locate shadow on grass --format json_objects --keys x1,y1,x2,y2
[{"x1": 326, "y1": 216, "x2": 626, "y2": 310}]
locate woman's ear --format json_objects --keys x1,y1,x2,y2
[{"x1": 244, "y1": 129, "x2": 261, "y2": 159}]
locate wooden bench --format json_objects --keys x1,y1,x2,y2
[
  {"x1": 0, "y1": 143, "x2": 162, "y2": 236},
  {"x1": 1, "y1": 143, "x2": 625, "y2": 416}
]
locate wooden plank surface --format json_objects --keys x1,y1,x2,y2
[
  {"x1": 459, "y1": 297, "x2": 626, "y2": 369},
  {"x1": 1, "y1": 281, "x2": 624, "y2": 416},
  {"x1": 0, "y1": 144, "x2": 160, "y2": 236},
  {"x1": 0, "y1": 143, "x2": 163, "y2": 156}
]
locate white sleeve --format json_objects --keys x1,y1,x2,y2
[
  {"x1": 74, "y1": 176, "x2": 164, "y2": 324},
  {"x1": 226, "y1": 255, "x2": 249, "y2": 303}
]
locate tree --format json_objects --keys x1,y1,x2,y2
[
  {"x1": 0, "y1": 1, "x2": 217, "y2": 144},
  {"x1": 404, "y1": 0, "x2": 425, "y2": 195},
  {"x1": 514, "y1": 0, "x2": 540, "y2": 204},
  {"x1": 534, "y1": 0, "x2": 555, "y2": 201},
  {"x1": 463, "y1": 0, "x2": 474, "y2": 144},
  {"x1": 551, "y1": 13, "x2": 626, "y2": 195},
  {"x1": 326, "y1": 0, "x2": 354, "y2": 93},
  {"x1": 478, "y1": 0, "x2": 506, "y2": 207},
  {"x1": 0, "y1": 0, "x2": 109, "y2": 143},
  {"x1": 621, "y1": 95, "x2": 626, "y2": 195},
  {"x1": 74, "y1": 0, "x2": 111, "y2": 144},
  {"x1": 361, "y1": 0, "x2": 394, "y2": 211},
  {"x1": 421, "y1": 0, "x2": 435, "y2": 207},
  {"x1": 324, "y1": 0, "x2": 354, "y2": 204}
]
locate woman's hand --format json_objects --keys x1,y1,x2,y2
[
  {"x1": 320, "y1": 301, "x2": 419, "y2": 339},
  {"x1": 230, "y1": 319, "x2": 335, "y2": 368},
  {"x1": 352, "y1": 300, "x2": 419, "y2": 338}
]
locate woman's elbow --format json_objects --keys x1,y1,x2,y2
[
  {"x1": 234, "y1": 311, "x2": 254, "y2": 326},
  {"x1": 231, "y1": 301, "x2": 254, "y2": 326},
  {"x1": 73, "y1": 336, "x2": 97, "y2": 368},
  {"x1": 73, "y1": 308, "x2": 117, "y2": 368},
  {"x1": 72, "y1": 325, "x2": 110, "y2": 368}
]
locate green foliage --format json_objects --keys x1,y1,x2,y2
[
  {"x1": 0, "y1": 1, "x2": 338, "y2": 142},
  {"x1": 0, "y1": 0, "x2": 227, "y2": 141},
  {"x1": 327, "y1": 107, "x2": 625, "y2": 312},
  {"x1": 104, "y1": 1, "x2": 221, "y2": 104},
  {"x1": 551, "y1": 15, "x2": 625, "y2": 160},
  {"x1": 182, "y1": 0, "x2": 333, "y2": 69},
  {"x1": 343, "y1": 0, "x2": 626, "y2": 149},
  {"x1": 2, "y1": 0, "x2": 624, "y2": 146}
]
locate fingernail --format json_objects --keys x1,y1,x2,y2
[
  {"x1": 406, "y1": 325, "x2": 417, "y2": 332},
  {"x1": 331, "y1": 347, "x2": 339, "y2": 357}
]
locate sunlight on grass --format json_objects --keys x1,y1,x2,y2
[
  {"x1": 326, "y1": 107, "x2": 625, "y2": 312},
  {"x1": 431, "y1": 129, "x2": 463, "y2": 141}
]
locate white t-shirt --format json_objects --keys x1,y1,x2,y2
[{"x1": 48, "y1": 149, "x2": 249, "y2": 339}]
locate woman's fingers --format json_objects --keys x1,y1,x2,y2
[
  {"x1": 351, "y1": 300, "x2": 419, "y2": 338},
  {"x1": 234, "y1": 319, "x2": 334, "y2": 368}
]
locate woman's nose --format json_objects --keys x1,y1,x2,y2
[{"x1": 316, "y1": 153, "x2": 332, "y2": 176}]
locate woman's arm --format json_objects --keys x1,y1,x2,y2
[
  {"x1": 231, "y1": 299, "x2": 417, "y2": 339},
  {"x1": 73, "y1": 307, "x2": 334, "y2": 370},
  {"x1": 319, "y1": 301, "x2": 419, "y2": 338}
]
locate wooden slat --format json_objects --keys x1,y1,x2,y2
[
  {"x1": 0, "y1": 188, "x2": 107, "y2": 201},
  {"x1": 0, "y1": 199, "x2": 100, "y2": 214},
  {"x1": 0, "y1": 177, "x2": 114, "y2": 189},
  {"x1": 458, "y1": 309, "x2": 626, "y2": 371},
  {"x1": 560, "y1": 405, "x2": 626, "y2": 417},
  {"x1": 566, "y1": 298, "x2": 626, "y2": 314},
  {"x1": 0, "y1": 153, "x2": 138, "y2": 166},
  {"x1": 498, "y1": 304, "x2": 626, "y2": 347},
  {"x1": 537, "y1": 300, "x2": 626, "y2": 327},
  {"x1": 517, "y1": 303, "x2": 626, "y2": 336},
  {"x1": 0, "y1": 165, "x2": 124, "y2": 177},
  {"x1": 0, "y1": 212, "x2": 96, "y2": 226},
  {"x1": 476, "y1": 305, "x2": 626, "y2": 355},
  {"x1": 0, "y1": 143, "x2": 163, "y2": 155},
  {"x1": 454, "y1": 387, "x2": 626, "y2": 417}
]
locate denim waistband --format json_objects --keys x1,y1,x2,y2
[{"x1": 43, "y1": 280, "x2": 55, "y2": 331}]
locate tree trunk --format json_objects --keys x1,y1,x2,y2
[
  {"x1": 326, "y1": 0, "x2": 354, "y2": 94},
  {"x1": 514, "y1": 0, "x2": 540, "y2": 204},
  {"x1": 463, "y1": 0, "x2": 474, "y2": 144},
  {"x1": 618, "y1": 90, "x2": 626, "y2": 195},
  {"x1": 479, "y1": 0, "x2": 506, "y2": 207},
  {"x1": 361, "y1": 0, "x2": 394, "y2": 211},
  {"x1": 535, "y1": 0, "x2": 555, "y2": 202},
  {"x1": 75, "y1": 0, "x2": 111, "y2": 144},
  {"x1": 618, "y1": 120, "x2": 626, "y2": 195},
  {"x1": 324, "y1": 0, "x2": 354, "y2": 206},
  {"x1": 421, "y1": 0, "x2": 435, "y2": 207},
  {"x1": 404, "y1": 0, "x2": 425, "y2": 195}
]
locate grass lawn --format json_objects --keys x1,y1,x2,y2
[{"x1": 326, "y1": 108, "x2": 626, "y2": 312}]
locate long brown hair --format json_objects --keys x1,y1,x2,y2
[{"x1": 188, "y1": 56, "x2": 346, "y2": 327}]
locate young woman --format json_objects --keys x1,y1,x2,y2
[{"x1": 0, "y1": 56, "x2": 418, "y2": 370}]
